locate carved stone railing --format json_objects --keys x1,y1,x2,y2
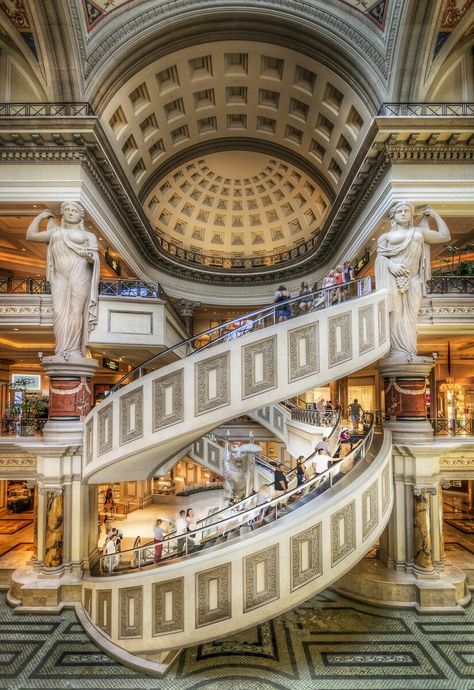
[
  {"x1": 431, "y1": 418, "x2": 474, "y2": 437},
  {"x1": 378, "y1": 103, "x2": 474, "y2": 117}
]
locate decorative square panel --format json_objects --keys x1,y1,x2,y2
[
  {"x1": 195, "y1": 353, "x2": 230, "y2": 416},
  {"x1": 328, "y1": 312, "x2": 352, "y2": 368},
  {"x1": 84, "y1": 418, "x2": 93, "y2": 465},
  {"x1": 257, "y1": 406, "x2": 270, "y2": 422},
  {"x1": 378, "y1": 299, "x2": 387, "y2": 345},
  {"x1": 362, "y1": 480, "x2": 379, "y2": 541},
  {"x1": 119, "y1": 387, "x2": 143, "y2": 445},
  {"x1": 97, "y1": 403, "x2": 113, "y2": 456},
  {"x1": 193, "y1": 437, "x2": 204, "y2": 459},
  {"x1": 242, "y1": 336, "x2": 277, "y2": 399},
  {"x1": 331, "y1": 502, "x2": 356, "y2": 566},
  {"x1": 119, "y1": 586, "x2": 143, "y2": 639},
  {"x1": 196, "y1": 563, "x2": 231, "y2": 627},
  {"x1": 288, "y1": 323, "x2": 319, "y2": 382},
  {"x1": 358, "y1": 305, "x2": 375, "y2": 355},
  {"x1": 96, "y1": 590, "x2": 112, "y2": 637},
  {"x1": 207, "y1": 443, "x2": 220, "y2": 468},
  {"x1": 382, "y1": 462, "x2": 391, "y2": 514},
  {"x1": 153, "y1": 577, "x2": 184, "y2": 635},
  {"x1": 83, "y1": 588, "x2": 92, "y2": 617},
  {"x1": 273, "y1": 407, "x2": 284, "y2": 432},
  {"x1": 244, "y1": 545, "x2": 279, "y2": 612},
  {"x1": 153, "y1": 369, "x2": 184, "y2": 431},
  {"x1": 290, "y1": 523, "x2": 322, "y2": 591}
]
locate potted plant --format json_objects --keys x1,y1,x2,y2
[{"x1": 8, "y1": 378, "x2": 49, "y2": 436}]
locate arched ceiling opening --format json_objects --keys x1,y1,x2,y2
[{"x1": 101, "y1": 40, "x2": 372, "y2": 273}]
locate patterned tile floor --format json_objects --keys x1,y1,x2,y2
[{"x1": 0, "y1": 586, "x2": 473, "y2": 690}]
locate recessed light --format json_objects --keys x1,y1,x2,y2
[
  {"x1": 371, "y1": 237, "x2": 376, "y2": 241},
  {"x1": 13, "y1": 328, "x2": 19, "y2": 331},
  {"x1": 21, "y1": 248, "x2": 26, "y2": 251},
  {"x1": 98, "y1": 237, "x2": 103, "y2": 241},
  {"x1": 33, "y1": 204, "x2": 37, "y2": 208}
]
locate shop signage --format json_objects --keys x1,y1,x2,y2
[
  {"x1": 354, "y1": 250, "x2": 370, "y2": 275},
  {"x1": 11, "y1": 374, "x2": 41, "y2": 391},
  {"x1": 103, "y1": 357, "x2": 120, "y2": 372}
]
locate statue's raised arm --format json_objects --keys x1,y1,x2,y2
[
  {"x1": 375, "y1": 201, "x2": 451, "y2": 359},
  {"x1": 25, "y1": 202, "x2": 100, "y2": 359}
]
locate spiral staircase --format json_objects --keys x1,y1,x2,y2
[{"x1": 68, "y1": 282, "x2": 396, "y2": 673}]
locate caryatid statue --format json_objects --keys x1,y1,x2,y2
[
  {"x1": 375, "y1": 203, "x2": 451, "y2": 358},
  {"x1": 26, "y1": 202, "x2": 99, "y2": 359}
]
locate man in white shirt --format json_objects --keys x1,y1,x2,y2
[
  {"x1": 175, "y1": 509, "x2": 187, "y2": 556},
  {"x1": 313, "y1": 449, "x2": 332, "y2": 475}
]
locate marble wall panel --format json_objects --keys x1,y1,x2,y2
[
  {"x1": 273, "y1": 407, "x2": 284, "y2": 433},
  {"x1": 195, "y1": 353, "x2": 230, "y2": 416},
  {"x1": 96, "y1": 590, "x2": 112, "y2": 637},
  {"x1": 331, "y1": 502, "x2": 356, "y2": 566},
  {"x1": 119, "y1": 387, "x2": 143, "y2": 445},
  {"x1": 153, "y1": 369, "x2": 184, "y2": 431},
  {"x1": 196, "y1": 563, "x2": 231, "y2": 627},
  {"x1": 358, "y1": 304, "x2": 375, "y2": 355},
  {"x1": 242, "y1": 336, "x2": 277, "y2": 399},
  {"x1": 193, "y1": 437, "x2": 204, "y2": 459},
  {"x1": 378, "y1": 299, "x2": 387, "y2": 345},
  {"x1": 153, "y1": 577, "x2": 184, "y2": 636},
  {"x1": 97, "y1": 403, "x2": 113, "y2": 456},
  {"x1": 119, "y1": 586, "x2": 143, "y2": 639},
  {"x1": 362, "y1": 479, "x2": 379, "y2": 541},
  {"x1": 288, "y1": 323, "x2": 319, "y2": 382},
  {"x1": 207, "y1": 444, "x2": 220, "y2": 469},
  {"x1": 290, "y1": 523, "x2": 322, "y2": 591},
  {"x1": 328, "y1": 312, "x2": 352, "y2": 368},
  {"x1": 244, "y1": 545, "x2": 279, "y2": 612}
]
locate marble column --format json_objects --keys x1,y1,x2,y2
[
  {"x1": 43, "y1": 489, "x2": 64, "y2": 568},
  {"x1": 177, "y1": 299, "x2": 200, "y2": 335},
  {"x1": 32, "y1": 484, "x2": 38, "y2": 561},
  {"x1": 413, "y1": 487, "x2": 436, "y2": 572}
]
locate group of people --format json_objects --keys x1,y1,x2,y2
[
  {"x1": 153, "y1": 507, "x2": 200, "y2": 562},
  {"x1": 103, "y1": 526, "x2": 123, "y2": 573},
  {"x1": 273, "y1": 262, "x2": 355, "y2": 323}
]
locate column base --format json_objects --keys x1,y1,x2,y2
[
  {"x1": 383, "y1": 419, "x2": 434, "y2": 444},
  {"x1": 8, "y1": 565, "x2": 82, "y2": 612},
  {"x1": 333, "y1": 559, "x2": 470, "y2": 613}
]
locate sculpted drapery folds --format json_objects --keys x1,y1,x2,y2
[
  {"x1": 375, "y1": 202, "x2": 451, "y2": 358},
  {"x1": 26, "y1": 202, "x2": 99, "y2": 358}
]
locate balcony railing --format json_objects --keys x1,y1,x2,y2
[
  {"x1": 431, "y1": 418, "x2": 474, "y2": 437},
  {"x1": 98, "y1": 280, "x2": 166, "y2": 299},
  {"x1": 0, "y1": 278, "x2": 50, "y2": 294},
  {"x1": 0, "y1": 102, "x2": 94, "y2": 117},
  {"x1": 378, "y1": 103, "x2": 474, "y2": 117},
  {"x1": 427, "y1": 276, "x2": 474, "y2": 294}
]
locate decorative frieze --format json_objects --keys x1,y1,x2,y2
[
  {"x1": 96, "y1": 590, "x2": 112, "y2": 637},
  {"x1": 153, "y1": 578, "x2": 184, "y2": 636},
  {"x1": 362, "y1": 480, "x2": 379, "y2": 541},
  {"x1": 119, "y1": 387, "x2": 143, "y2": 445},
  {"x1": 331, "y1": 502, "x2": 356, "y2": 566},
  {"x1": 290, "y1": 523, "x2": 322, "y2": 591},
  {"x1": 153, "y1": 369, "x2": 184, "y2": 431},
  {"x1": 288, "y1": 323, "x2": 319, "y2": 382},
  {"x1": 195, "y1": 353, "x2": 230, "y2": 416},
  {"x1": 119, "y1": 586, "x2": 143, "y2": 639},
  {"x1": 328, "y1": 312, "x2": 352, "y2": 368},
  {"x1": 243, "y1": 545, "x2": 279, "y2": 612},
  {"x1": 97, "y1": 403, "x2": 113, "y2": 456},
  {"x1": 358, "y1": 304, "x2": 375, "y2": 355},
  {"x1": 242, "y1": 336, "x2": 277, "y2": 399},
  {"x1": 196, "y1": 563, "x2": 231, "y2": 627}
]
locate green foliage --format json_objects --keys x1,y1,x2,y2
[{"x1": 8, "y1": 377, "x2": 49, "y2": 420}]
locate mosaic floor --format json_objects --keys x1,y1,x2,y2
[{"x1": 0, "y1": 586, "x2": 473, "y2": 690}]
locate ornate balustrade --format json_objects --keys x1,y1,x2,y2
[
  {"x1": 0, "y1": 102, "x2": 94, "y2": 117},
  {"x1": 431, "y1": 418, "x2": 474, "y2": 437},
  {"x1": 378, "y1": 103, "x2": 474, "y2": 117},
  {"x1": 427, "y1": 276, "x2": 474, "y2": 295}
]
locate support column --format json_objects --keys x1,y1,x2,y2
[
  {"x1": 43, "y1": 488, "x2": 64, "y2": 569},
  {"x1": 177, "y1": 299, "x2": 200, "y2": 335},
  {"x1": 413, "y1": 487, "x2": 435, "y2": 573}
]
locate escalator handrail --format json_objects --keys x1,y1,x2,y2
[
  {"x1": 110, "y1": 277, "x2": 371, "y2": 392},
  {"x1": 99, "y1": 414, "x2": 374, "y2": 573}
]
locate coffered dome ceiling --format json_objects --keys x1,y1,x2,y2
[{"x1": 101, "y1": 40, "x2": 372, "y2": 275}]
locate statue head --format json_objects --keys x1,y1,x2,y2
[
  {"x1": 60, "y1": 201, "x2": 85, "y2": 227},
  {"x1": 389, "y1": 201, "x2": 414, "y2": 230}
]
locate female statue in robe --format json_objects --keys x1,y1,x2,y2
[
  {"x1": 375, "y1": 202, "x2": 450, "y2": 358},
  {"x1": 26, "y1": 202, "x2": 99, "y2": 358}
]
